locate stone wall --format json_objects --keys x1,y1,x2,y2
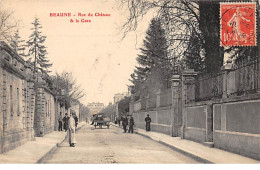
[
  {"x1": 132, "y1": 107, "x2": 173, "y2": 135},
  {"x1": 184, "y1": 105, "x2": 207, "y2": 143},
  {"x1": 0, "y1": 41, "x2": 35, "y2": 153},
  {"x1": 34, "y1": 86, "x2": 56, "y2": 137},
  {"x1": 181, "y1": 66, "x2": 260, "y2": 160},
  {"x1": 213, "y1": 99, "x2": 260, "y2": 159},
  {"x1": 131, "y1": 66, "x2": 260, "y2": 160},
  {"x1": 43, "y1": 88, "x2": 56, "y2": 134},
  {"x1": 131, "y1": 75, "x2": 181, "y2": 136},
  {"x1": 0, "y1": 41, "x2": 69, "y2": 153},
  {"x1": 183, "y1": 98, "x2": 260, "y2": 159},
  {"x1": 0, "y1": 58, "x2": 3, "y2": 153}
]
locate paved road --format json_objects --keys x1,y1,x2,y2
[{"x1": 43, "y1": 124, "x2": 199, "y2": 164}]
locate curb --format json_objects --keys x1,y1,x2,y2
[
  {"x1": 136, "y1": 131, "x2": 212, "y2": 163},
  {"x1": 37, "y1": 134, "x2": 67, "y2": 164},
  {"x1": 37, "y1": 123, "x2": 86, "y2": 164},
  {"x1": 111, "y1": 123, "x2": 212, "y2": 164},
  {"x1": 157, "y1": 140, "x2": 213, "y2": 164}
]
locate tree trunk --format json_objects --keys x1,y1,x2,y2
[
  {"x1": 199, "y1": 1, "x2": 224, "y2": 73},
  {"x1": 34, "y1": 38, "x2": 37, "y2": 74}
]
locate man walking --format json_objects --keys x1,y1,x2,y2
[
  {"x1": 63, "y1": 113, "x2": 69, "y2": 132},
  {"x1": 118, "y1": 116, "x2": 121, "y2": 126},
  {"x1": 73, "y1": 114, "x2": 78, "y2": 127},
  {"x1": 145, "y1": 114, "x2": 151, "y2": 132},
  {"x1": 68, "y1": 113, "x2": 76, "y2": 147},
  {"x1": 128, "y1": 115, "x2": 134, "y2": 133},
  {"x1": 115, "y1": 117, "x2": 117, "y2": 124},
  {"x1": 121, "y1": 115, "x2": 128, "y2": 133},
  {"x1": 58, "y1": 112, "x2": 63, "y2": 131}
]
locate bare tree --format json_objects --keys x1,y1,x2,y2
[
  {"x1": 52, "y1": 71, "x2": 86, "y2": 104},
  {"x1": 119, "y1": 0, "x2": 199, "y2": 56},
  {"x1": 119, "y1": 0, "x2": 225, "y2": 72},
  {"x1": 0, "y1": 9, "x2": 18, "y2": 43}
]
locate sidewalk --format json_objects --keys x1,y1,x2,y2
[
  {"x1": 0, "y1": 122, "x2": 86, "y2": 164},
  {"x1": 111, "y1": 123, "x2": 260, "y2": 164}
]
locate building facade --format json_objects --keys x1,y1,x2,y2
[
  {"x1": 113, "y1": 92, "x2": 131, "y2": 118},
  {"x1": 87, "y1": 102, "x2": 104, "y2": 115},
  {"x1": 0, "y1": 41, "x2": 67, "y2": 153},
  {"x1": 34, "y1": 78, "x2": 57, "y2": 137},
  {"x1": 0, "y1": 41, "x2": 36, "y2": 153},
  {"x1": 113, "y1": 92, "x2": 130, "y2": 104}
]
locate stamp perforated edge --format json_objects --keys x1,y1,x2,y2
[{"x1": 220, "y1": 1, "x2": 257, "y2": 47}]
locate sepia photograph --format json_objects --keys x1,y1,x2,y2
[{"x1": 0, "y1": 0, "x2": 260, "y2": 166}]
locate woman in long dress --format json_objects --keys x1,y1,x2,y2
[{"x1": 68, "y1": 113, "x2": 76, "y2": 147}]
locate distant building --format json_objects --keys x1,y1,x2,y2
[
  {"x1": 113, "y1": 92, "x2": 130, "y2": 104},
  {"x1": 113, "y1": 92, "x2": 131, "y2": 118},
  {"x1": 87, "y1": 102, "x2": 104, "y2": 115}
]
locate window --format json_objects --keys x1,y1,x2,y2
[
  {"x1": 17, "y1": 88, "x2": 20, "y2": 116},
  {"x1": 24, "y1": 88, "x2": 26, "y2": 112},
  {"x1": 10, "y1": 85, "x2": 13, "y2": 115},
  {"x1": 49, "y1": 100, "x2": 51, "y2": 119},
  {"x1": 48, "y1": 100, "x2": 50, "y2": 117},
  {"x1": 46, "y1": 101, "x2": 48, "y2": 117}
]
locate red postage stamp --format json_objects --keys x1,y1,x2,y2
[{"x1": 220, "y1": 2, "x2": 256, "y2": 47}]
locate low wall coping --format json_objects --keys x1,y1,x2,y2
[
  {"x1": 185, "y1": 93, "x2": 260, "y2": 107},
  {"x1": 133, "y1": 105, "x2": 173, "y2": 114}
]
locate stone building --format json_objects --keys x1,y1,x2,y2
[
  {"x1": 54, "y1": 98, "x2": 66, "y2": 131},
  {"x1": 0, "y1": 41, "x2": 35, "y2": 153},
  {"x1": 113, "y1": 92, "x2": 130, "y2": 104},
  {"x1": 0, "y1": 41, "x2": 67, "y2": 153},
  {"x1": 34, "y1": 76, "x2": 57, "y2": 137},
  {"x1": 113, "y1": 92, "x2": 131, "y2": 118},
  {"x1": 87, "y1": 102, "x2": 104, "y2": 115}
]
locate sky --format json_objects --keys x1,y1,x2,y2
[{"x1": 0, "y1": 0, "x2": 156, "y2": 106}]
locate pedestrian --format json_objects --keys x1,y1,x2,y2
[
  {"x1": 128, "y1": 115, "x2": 134, "y2": 133},
  {"x1": 74, "y1": 114, "x2": 78, "y2": 127},
  {"x1": 121, "y1": 115, "x2": 128, "y2": 133},
  {"x1": 63, "y1": 113, "x2": 69, "y2": 132},
  {"x1": 145, "y1": 114, "x2": 151, "y2": 132},
  {"x1": 58, "y1": 112, "x2": 63, "y2": 131},
  {"x1": 118, "y1": 116, "x2": 121, "y2": 126},
  {"x1": 91, "y1": 114, "x2": 97, "y2": 125},
  {"x1": 68, "y1": 112, "x2": 76, "y2": 147},
  {"x1": 114, "y1": 117, "x2": 117, "y2": 124}
]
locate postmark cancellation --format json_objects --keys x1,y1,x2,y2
[{"x1": 220, "y1": 2, "x2": 256, "y2": 47}]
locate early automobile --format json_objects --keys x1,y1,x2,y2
[{"x1": 92, "y1": 113, "x2": 110, "y2": 129}]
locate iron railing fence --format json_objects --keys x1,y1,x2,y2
[
  {"x1": 193, "y1": 71, "x2": 224, "y2": 102},
  {"x1": 160, "y1": 88, "x2": 172, "y2": 107},
  {"x1": 229, "y1": 58, "x2": 259, "y2": 97},
  {"x1": 186, "y1": 58, "x2": 259, "y2": 103},
  {"x1": 148, "y1": 94, "x2": 157, "y2": 109}
]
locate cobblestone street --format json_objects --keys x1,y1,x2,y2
[{"x1": 42, "y1": 124, "x2": 199, "y2": 164}]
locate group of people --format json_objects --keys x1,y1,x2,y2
[
  {"x1": 120, "y1": 115, "x2": 135, "y2": 133},
  {"x1": 58, "y1": 112, "x2": 78, "y2": 147},
  {"x1": 116, "y1": 114, "x2": 152, "y2": 133}
]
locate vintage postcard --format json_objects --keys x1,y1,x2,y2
[{"x1": 0, "y1": 0, "x2": 260, "y2": 166}]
